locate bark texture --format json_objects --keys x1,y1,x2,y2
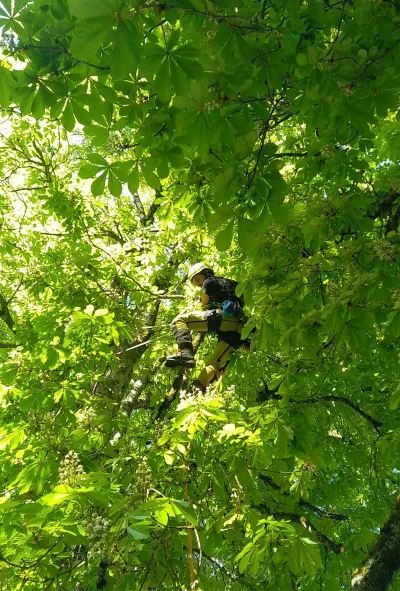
[{"x1": 351, "y1": 497, "x2": 400, "y2": 591}]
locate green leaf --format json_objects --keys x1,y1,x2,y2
[
  {"x1": 262, "y1": 142, "x2": 278, "y2": 157},
  {"x1": 167, "y1": 146, "x2": 184, "y2": 168},
  {"x1": 0, "y1": 428, "x2": 25, "y2": 450},
  {"x1": 91, "y1": 170, "x2": 107, "y2": 196},
  {"x1": 51, "y1": 0, "x2": 68, "y2": 19},
  {"x1": 39, "y1": 83, "x2": 57, "y2": 108},
  {"x1": 141, "y1": 165, "x2": 161, "y2": 190},
  {"x1": 164, "y1": 450, "x2": 176, "y2": 465},
  {"x1": 84, "y1": 123, "x2": 109, "y2": 146},
  {"x1": 238, "y1": 217, "x2": 256, "y2": 251},
  {"x1": 50, "y1": 98, "x2": 66, "y2": 119},
  {"x1": 256, "y1": 319, "x2": 269, "y2": 351},
  {"x1": 172, "y1": 500, "x2": 198, "y2": 526},
  {"x1": 87, "y1": 153, "x2": 108, "y2": 166},
  {"x1": 71, "y1": 99, "x2": 92, "y2": 126},
  {"x1": 110, "y1": 160, "x2": 132, "y2": 182},
  {"x1": 79, "y1": 164, "x2": 103, "y2": 179},
  {"x1": 110, "y1": 21, "x2": 137, "y2": 79},
  {"x1": 108, "y1": 171, "x2": 122, "y2": 197},
  {"x1": 172, "y1": 55, "x2": 203, "y2": 79},
  {"x1": 215, "y1": 220, "x2": 234, "y2": 251},
  {"x1": 166, "y1": 29, "x2": 180, "y2": 51},
  {"x1": 208, "y1": 209, "x2": 230, "y2": 233},
  {"x1": 70, "y1": 17, "x2": 110, "y2": 60},
  {"x1": 0, "y1": 67, "x2": 12, "y2": 107},
  {"x1": 31, "y1": 89, "x2": 46, "y2": 120},
  {"x1": 389, "y1": 386, "x2": 400, "y2": 410},
  {"x1": 61, "y1": 101, "x2": 75, "y2": 131},
  {"x1": 296, "y1": 53, "x2": 308, "y2": 66},
  {"x1": 269, "y1": 203, "x2": 290, "y2": 225},
  {"x1": 127, "y1": 527, "x2": 150, "y2": 540},
  {"x1": 154, "y1": 57, "x2": 171, "y2": 103},
  {"x1": 128, "y1": 166, "x2": 139, "y2": 194},
  {"x1": 67, "y1": 0, "x2": 114, "y2": 18},
  {"x1": 40, "y1": 485, "x2": 77, "y2": 506}
]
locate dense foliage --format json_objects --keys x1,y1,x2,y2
[{"x1": 0, "y1": 0, "x2": 400, "y2": 589}]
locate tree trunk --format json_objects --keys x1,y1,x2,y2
[{"x1": 351, "y1": 498, "x2": 400, "y2": 591}]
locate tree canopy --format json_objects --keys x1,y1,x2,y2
[{"x1": 0, "y1": 0, "x2": 400, "y2": 589}]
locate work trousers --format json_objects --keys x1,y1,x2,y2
[{"x1": 171, "y1": 309, "x2": 244, "y2": 386}]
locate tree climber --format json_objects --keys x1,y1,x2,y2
[{"x1": 165, "y1": 263, "x2": 246, "y2": 390}]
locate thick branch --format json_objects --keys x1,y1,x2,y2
[
  {"x1": 273, "y1": 152, "x2": 308, "y2": 158},
  {"x1": 259, "y1": 474, "x2": 347, "y2": 521},
  {"x1": 0, "y1": 292, "x2": 15, "y2": 332},
  {"x1": 298, "y1": 499, "x2": 347, "y2": 522},
  {"x1": 255, "y1": 503, "x2": 344, "y2": 554},
  {"x1": 131, "y1": 190, "x2": 161, "y2": 226},
  {"x1": 98, "y1": 302, "x2": 161, "y2": 404},
  {"x1": 131, "y1": 193, "x2": 146, "y2": 224},
  {"x1": 154, "y1": 5, "x2": 277, "y2": 31},
  {"x1": 298, "y1": 395, "x2": 382, "y2": 433},
  {"x1": 22, "y1": 45, "x2": 110, "y2": 71},
  {"x1": 155, "y1": 333, "x2": 206, "y2": 421},
  {"x1": 96, "y1": 559, "x2": 108, "y2": 590},
  {"x1": 295, "y1": 513, "x2": 344, "y2": 554},
  {"x1": 257, "y1": 383, "x2": 382, "y2": 432},
  {"x1": 194, "y1": 550, "x2": 254, "y2": 589},
  {"x1": 366, "y1": 189, "x2": 400, "y2": 233},
  {"x1": 146, "y1": 196, "x2": 161, "y2": 224},
  {"x1": 120, "y1": 375, "x2": 150, "y2": 416},
  {"x1": 351, "y1": 497, "x2": 400, "y2": 591}
]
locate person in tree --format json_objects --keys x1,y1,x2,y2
[{"x1": 165, "y1": 263, "x2": 247, "y2": 389}]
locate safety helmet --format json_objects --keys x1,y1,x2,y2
[{"x1": 188, "y1": 263, "x2": 214, "y2": 282}]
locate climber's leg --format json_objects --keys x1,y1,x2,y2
[
  {"x1": 165, "y1": 311, "x2": 210, "y2": 368},
  {"x1": 196, "y1": 340, "x2": 235, "y2": 387},
  {"x1": 194, "y1": 316, "x2": 245, "y2": 387}
]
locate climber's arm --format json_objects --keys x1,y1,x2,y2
[{"x1": 202, "y1": 292, "x2": 210, "y2": 308}]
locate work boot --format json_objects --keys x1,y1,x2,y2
[
  {"x1": 165, "y1": 348, "x2": 195, "y2": 368},
  {"x1": 192, "y1": 380, "x2": 206, "y2": 394}
]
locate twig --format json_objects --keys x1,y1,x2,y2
[
  {"x1": 298, "y1": 395, "x2": 382, "y2": 433},
  {"x1": 147, "y1": 4, "x2": 277, "y2": 32},
  {"x1": 326, "y1": 2, "x2": 346, "y2": 57}
]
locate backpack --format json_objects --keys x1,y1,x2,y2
[{"x1": 222, "y1": 299, "x2": 244, "y2": 317}]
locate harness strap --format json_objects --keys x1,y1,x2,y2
[
  {"x1": 205, "y1": 309, "x2": 222, "y2": 332},
  {"x1": 216, "y1": 343, "x2": 232, "y2": 363},
  {"x1": 217, "y1": 331, "x2": 242, "y2": 349}
]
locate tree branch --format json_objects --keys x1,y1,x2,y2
[
  {"x1": 120, "y1": 375, "x2": 150, "y2": 416},
  {"x1": 256, "y1": 383, "x2": 383, "y2": 433},
  {"x1": 22, "y1": 45, "x2": 110, "y2": 71},
  {"x1": 0, "y1": 292, "x2": 15, "y2": 332},
  {"x1": 150, "y1": 4, "x2": 277, "y2": 32},
  {"x1": 131, "y1": 192, "x2": 146, "y2": 224},
  {"x1": 297, "y1": 395, "x2": 382, "y2": 433},
  {"x1": 259, "y1": 474, "x2": 348, "y2": 521},
  {"x1": 193, "y1": 550, "x2": 254, "y2": 589},
  {"x1": 298, "y1": 499, "x2": 347, "y2": 522},
  {"x1": 351, "y1": 497, "x2": 400, "y2": 591},
  {"x1": 255, "y1": 503, "x2": 345, "y2": 554},
  {"x1": 273, "y1": 152, "x2": 308, "y2": 158},
  {"x1": 155, "y1": 333, "x2": 206, "y2": 421},
  {"x1": 145, "y1": 190, "x2": 162, "y2": 224}
]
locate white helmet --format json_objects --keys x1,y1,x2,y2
[{"x1": 188, "y1": 263, "x2": 214, "y2": 282}]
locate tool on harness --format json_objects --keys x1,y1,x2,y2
[
  {"x1": 204, "y1": 309, "x2": 243, "y2": 350},
  {"x1": 205, "y1": 309, "x2": 222, "y2": 332}
]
